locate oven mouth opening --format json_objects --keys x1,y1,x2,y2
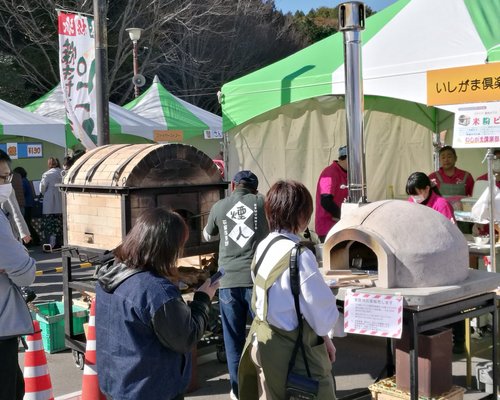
[{"x1": 331, "y1": 240, "x2": 378, "y2": 274}]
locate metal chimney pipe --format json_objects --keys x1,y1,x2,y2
[{"x1": 339, "y1": 2, "x2": 367, "y2": 203}]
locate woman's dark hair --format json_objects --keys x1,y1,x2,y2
[
  {"x1": 13, "y1": 166, "x2": 27, "y2": 178},
  {"x1": 265, "y1": 180, "x2": 313, "y2": 233},
  {"x1": 439, "y1": 145, "x2": 457, "y2": 157},
  {"x1": 48, "y1": 157, "x2": 61, "y2": 169},
  {"x1": 63, "y1": 150, "x2": 85, "y2": 170},
  {"x1": 406, "y1": 172, "x2": 441, "y2": 196},
  {"x1": 113, "y1": 208, "x2": 188, "y2": 278}
]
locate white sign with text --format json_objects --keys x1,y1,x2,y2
[{"x1": 344, "y1": 291, "x2": 403, "y2": 338}]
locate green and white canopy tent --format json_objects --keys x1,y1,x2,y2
[
  {"x1": 0, "y1": 98, "x2": 66, "y2": 147},
  {"x1": 25, "y1": 84, "x2": 164, "y2": 149},
  {"x1": 124, "y1": 76, "x2": 223, "y2": 157},
  {"x1": 221, "y1": 0, "x2": 500, "y2": 200}
]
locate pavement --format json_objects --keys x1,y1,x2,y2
[{"x1": 21, "y1": 245, "x2": 497, "y2": 399}]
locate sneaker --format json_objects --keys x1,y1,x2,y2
[{"x1": 230, "y1": 390, "x2": 238, "y2": 400}]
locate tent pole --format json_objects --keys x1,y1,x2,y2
[
  {"x1": 432, "y1": 108, "x2": 440, "y2": 171},
  {"x1": 223, "y1": 131, "x2": 229, "y2": 185},
  {"x1": 94, "y1": 0, "x2": 110, "y2": 146},
  {"x1": 487, "y1": 148, "x2": 496, "y2": 271}
]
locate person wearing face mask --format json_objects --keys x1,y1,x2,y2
[
  {"x1": 406, "y1": 171, "x2": 466, "y2": 353},
  {"x1": 0, "y1": 149, "x2": 37, "y2": 400},
  {"x1": 471, "y1": 149, "x2": 500, "y2": 238},
  {"x1": 406, "y1": 172, "x2": 455, "y2": 223},
  {"x1": 476, "y1": 149, "x2": 500, "y2": 188}
]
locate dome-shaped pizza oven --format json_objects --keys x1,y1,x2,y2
[
  {"x1": 59, "y1": 143, "x2": 228, "y2": 256},
  {"x1": 323, "y1": 200, "x2": 469, "y2": 288}
]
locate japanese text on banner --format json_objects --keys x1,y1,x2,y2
[
  {"x1": 58, "y1": 11, "x2": 96, "y2": 149},
  {"x1": 452, "y1": 102, "x2": 500, "y2": 149}
]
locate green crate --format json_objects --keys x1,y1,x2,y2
[{"x1": 34, "y1": 301, "x2": 89, "y2": 354}]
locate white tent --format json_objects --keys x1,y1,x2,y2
[
  {"x1": 25, "y1": 84, "x2": 164, "y2": 148},
  {"x1": 0, "y1": 98, "x2": 66, "y2": 147},
  {"x1": 221, "y1": 0, "x2": 499, "y2": 200},
  {"x1": 125, "y1": 76, "x2": 222, "y2": 139},
  {"x1": 124, "y1": 76, "x2": 223, "y2": 158}
]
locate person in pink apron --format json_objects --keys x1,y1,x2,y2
[
  {"x1": 429, "y1": 146, "x2": 474, "y2": 200},
  {"x1": 406, "y1": 172, "x2": 455, "y2": 222}
]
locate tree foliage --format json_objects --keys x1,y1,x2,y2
[
  {"x1": 0, "y1": 0, "x2": 305, "y2": 112},
  {"x1": 291, "y1": 6, "x2": 374, "y2": 44}
]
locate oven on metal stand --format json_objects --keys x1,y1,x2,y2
[{"x1": 59, "y1": 143, "x2": 228, "y2": 368}]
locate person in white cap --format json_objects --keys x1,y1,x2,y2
[{"x1": 315, "y1": 145, "x2": 348, "y2": 242}]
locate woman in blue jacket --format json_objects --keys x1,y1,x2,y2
[{"x1": 95, "y1": 208, "x2": 218, "y2": 400}]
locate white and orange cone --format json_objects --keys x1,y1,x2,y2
[
  {"x1": 24, "y1": 320, "x2": 54, "y2": 400},
  {"x1": 81, "y1": 299, "x2": 106, "y2": 400}
]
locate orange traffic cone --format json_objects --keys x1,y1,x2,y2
[
  {"x1": 23, "y1": 320, "x2": 54, "y2": 400},
  {"x1": 81, "y1": 299, "x2": 106, "y2": 400}
]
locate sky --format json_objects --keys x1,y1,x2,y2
[{"x1": 274, "y1": 0, "x2": 398, "y2": 13}]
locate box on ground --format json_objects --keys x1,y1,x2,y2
[
  {"x1": 395, "y1": 328, "x2": 452, "y2": 397},
  {"x1": 369, "y1": 377, "x2": 464, "y2": 400},
  {"x1": 34, "y1": 301, "x2": 89, "y2": 353}
]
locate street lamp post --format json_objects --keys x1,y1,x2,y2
[{"x1": 126, "y1": 27, "x2": 143, "y2": 98}]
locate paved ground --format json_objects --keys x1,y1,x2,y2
[{"x1": 21, "y1": 245, "x2": 497, "y2": 399}]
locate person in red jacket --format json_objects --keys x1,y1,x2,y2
[{"x1": 315, "y1": 146, "x2": 348, "y2": 242}]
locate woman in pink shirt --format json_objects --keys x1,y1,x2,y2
[{"x1": 406, "y1": 172, "x2": 455, "y2": 223}]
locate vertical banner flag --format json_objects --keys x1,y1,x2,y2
[{"x1": 58, "y1": 11, "x2": 97, "y2": 149}]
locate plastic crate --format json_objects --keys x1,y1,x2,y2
[{"x1": 34, "y1": 301, "x2": 89, "y2": 353}]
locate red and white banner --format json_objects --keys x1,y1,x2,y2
[
  {"x1": 58, "y1": 11, "x2": 97, "y2": 149},
  {"x1": 344, "y1": 291, "x2": 403, "y2": 339}
]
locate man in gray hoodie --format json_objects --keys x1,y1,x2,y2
[{"x1": 0, "y1": 149, "x2": 37, "y2": 400}]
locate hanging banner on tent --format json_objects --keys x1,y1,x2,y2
[
  {"x1": 0, "y1": 143, "x2": 43, "y2": 159},
  {"x1": 427, "y1": 63, "x2": 500, "y2": 106},
  {"x1": 452, "y1": 102, "x2": 500, "y2": 148},
  {"x1": 58, "y1": 11, "x2": 97, "y2": 149},
  {"x1": 154, "y1": 130, "x2": 184, "y2": 142},
  {"x1": 203, "y1": 129, "x2": 223, "y2": 140}
]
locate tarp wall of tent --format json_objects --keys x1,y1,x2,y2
[{"x1": 228, "y1": 96, "x2": 487, "y2": 205}]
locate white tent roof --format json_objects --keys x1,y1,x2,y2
[
  {"x1": 25, "y1": 84, "x2": 163, "y2": 141},
  {"x1": 331, "y1": 0, "x2": 491, "y2": 106},
  {"x1": 0, "y1": 99, "x2": 66, "y2": 147},
  {"x1": 125, "y1": 76, "x2": 222, "y2": 139}
]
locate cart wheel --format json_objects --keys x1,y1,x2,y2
[
  {"x1": 72, "y1": 350, "x2": 85, "y2": 370},
  {"x1": 216, "y1": 344, "x2": 226, "y2": 363}
]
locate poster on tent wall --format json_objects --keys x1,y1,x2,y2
[
  {"x1": 452, "y1": 102, "x2": 500, "y2": 149},
  {"x1": 58, "y1": 11, "x2": 97, "y2": 149}
]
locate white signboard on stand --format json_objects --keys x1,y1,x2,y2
[
  {"x1": 452, "y1": 102, "x2": 500, "y2": 148},
  {"x1": 344, "y1": 291, "x2": 403, "y2": 338}
]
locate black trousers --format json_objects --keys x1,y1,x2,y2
[{"x1": 0, "y1": 337, "x2": 24, "y2": 400}]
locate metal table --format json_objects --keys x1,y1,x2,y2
[
  {"x1": 333, "y1": 281, "x2": 499, "y2": 399},
  {"x1": 404, "y1": 292, "x2": 497, "y2": 399}
]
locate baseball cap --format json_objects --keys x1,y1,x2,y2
[
  {"x1": 233, "y1": 170, "x2": 258, "y2": 189},
  {"x1": 338, "y1": 145, "x2": 348, "y2": 158}
]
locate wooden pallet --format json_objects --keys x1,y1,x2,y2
[{"x1": 369, "y1": 377, "x2": 465, "y2": 400}]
